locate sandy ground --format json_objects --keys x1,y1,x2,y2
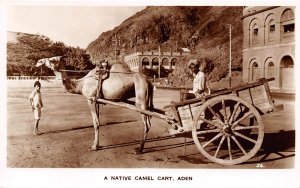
[{"x1": 6, "y1": 80, "x2": 295, "y2": 168}]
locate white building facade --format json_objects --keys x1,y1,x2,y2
[
  {"x1": 242, "y1": 6, "x2": 295, "y2": 93},
  {"x1": 124, "y1": 51, "x2": 190, "y2": 72}
]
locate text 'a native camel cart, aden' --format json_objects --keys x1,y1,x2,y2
[{"x1": 36, "y1": 56, "x2": 283, "y2": 165}]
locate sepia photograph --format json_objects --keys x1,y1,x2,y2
[{"x1": 0, "y1": 0, "x2": 298, "y2": 187}]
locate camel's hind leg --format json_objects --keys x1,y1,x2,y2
[
  {"x1": 136, "y1": 113, "x2": 152, "y2": 154},
  {"x1": 88, "y1": 101, "x2": 101, "y2": 151}
]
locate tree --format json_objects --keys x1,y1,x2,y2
[{"x1": 7, "y1": 33, "x2": 94, "y2": 77}]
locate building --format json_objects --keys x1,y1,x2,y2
[
  {"x1": 242, "y1": 6, "x2": 295, "y2": 93},
  {"x1": 124, "y1": 50, "x2": 190, "y2": 73}
]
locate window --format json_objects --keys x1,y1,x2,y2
[
  {"x1": 152, "y1": 58, "x2": 159, "y2": 66},
  {"x1": 171, "y1": 58, "x2": 178, "y2": 66},
  {"x1": 281, "y1": 9, "x2": 295, "y2": 41},
  {"x1": 162, "y1": 58, "x2": 169, "y2": 66},
  {"x1": 253, "y1": 28, "x2": 258, "y2": 36},
  {"x1": 281, "y1": 9, "x2": 294, "y2": 22},
  {"x1": 142, "y1": 57, "x2": 150, "y2": 66},
  {"x1": 252, "y1": 62, "x2": 259, "y2": 81},
  {"x1": 266, "y1": 17, "x2": 275, "y2": 42},
  {"x1": 252, "y1": 23, "x2": 259, "y2": 45},
  {"x1": 270, "y1": 24, "x2": 275, "y2": 33},
  {"x1": 269, "y1": 62, "x2": 274, "y2": 67},
  {"x1": 267, "y1": 62, "x2": 275, "y2": 78},
  {"x1": 284, "y1": 24, "x2": 294, "y2": 33}
]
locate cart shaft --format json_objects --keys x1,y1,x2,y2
[{"x1": 95, "y1": 98, "x2": 170, "y2": 121}]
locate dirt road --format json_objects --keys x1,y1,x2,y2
[{"x1": 7, "y1": 83, "x2": 295, "y2": 168}]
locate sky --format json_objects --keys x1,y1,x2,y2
[
  {"x1": 4, "y1": 0, "x2": 298, "y2": 49},
  {"x1": 6, "y1": 5, "x2": 145, "y2": 48}
]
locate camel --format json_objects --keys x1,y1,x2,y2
[{"x1": 36, "y1": 56, "x2": 153, "y2": 153}]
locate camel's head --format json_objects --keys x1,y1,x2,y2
[{"x1": 36, "y1": 56, "x2": 66, "y2": 71}]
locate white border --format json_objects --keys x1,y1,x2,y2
[{"x1": 1, "y1": 0, "x2": 299, "y2": 188}]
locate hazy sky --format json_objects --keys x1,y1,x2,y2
[{"x1": 7, "y1": 6, "x2": 145, "y2": 48}]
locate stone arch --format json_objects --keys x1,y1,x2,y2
[
  {"x1": 170, "y1": 58, "x2": 178, "y2": 69},
  {"x1": 152, "y1": 57, "x2": 159, "y2": 68},
  {"x1": 249, "y1": 58, "x2": 260, "y2": 81},
  {"x1": 142, "y1": 57, "x2": 150, "y2": 69},
  {"x1": 280, "y1": 8, "x2": 295, "y2": 42},
  {"x1": 161, "y1": 57, "x2": 169, "y2": 68},
  {"x1": 249, "y1": 18, "x2": 260, "y2": 46},
  {"x1": 264, "y1": 13, "x2": 276, "y2": 42},
  {"x1": 264, "y1": 57, "x2": 276, "y2": 87},
  {"x1": 279, "y1": 55, "x2": 294, "y2": 89}
]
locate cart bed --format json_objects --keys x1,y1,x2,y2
[{"x1": 165, "y1": 78, "x2": 283, "y2": 130}]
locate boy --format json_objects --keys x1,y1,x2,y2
[{"x1": 29, "y1": 80, "x2": 43, "y2": 135}]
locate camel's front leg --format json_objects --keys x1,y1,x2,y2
[{"x1": 88, "y1": 99, "x2": 101, "y2": 151}]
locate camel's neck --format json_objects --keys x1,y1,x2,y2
[{"x1": 54, "y1": 65, "x2": 83, "y2": 94}]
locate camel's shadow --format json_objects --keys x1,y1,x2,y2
[
  {"x1": 98, "y1": 135, "x2": 180, "y2": 151},
  {"x1": 45, "y1": 120, "x2": 137, "y2": 134}
]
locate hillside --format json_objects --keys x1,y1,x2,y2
[{"x1": 86, "y1": 6, "x2": 244, "y2": 83}]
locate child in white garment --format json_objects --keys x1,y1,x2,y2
[{"x1": 29, "y1": 80, "x2": 43, "y2": 135}]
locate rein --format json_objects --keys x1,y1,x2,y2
[
  {"x1": 58, "y1": 68, "x2": 137, "y2": 74},
  {"x1": 45, "y1": 68, "x2": 154, "y2": 80}
]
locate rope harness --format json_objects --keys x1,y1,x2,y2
[
  {"x1": 93, "y1": 64, "x2": 109, "y2": 98},
  {"x1": 94, "y1": 64, "x2": 110, "y2": 117}
]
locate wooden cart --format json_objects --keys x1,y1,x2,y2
[{"x1": 96, "y1": 78, "x2": 283, "y2": 165}]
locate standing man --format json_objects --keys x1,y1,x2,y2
[
  {"x1": 180, "y1": 59, "x2": 210, "y2": 101},
  {"x1": 29, "y1": 80, "x2": 43, "y2": 135}
]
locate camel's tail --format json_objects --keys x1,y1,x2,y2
[{"x1": 148, "y1": 81, "x2": 154, "y2": 110}]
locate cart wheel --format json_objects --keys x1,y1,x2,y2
[{"x1": 192, "y1": 95, "x2": 264, "y2": 165}]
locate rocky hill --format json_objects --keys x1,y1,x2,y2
[{"x1": 86, "y1": 6, "x2": 244, "y2": 82}]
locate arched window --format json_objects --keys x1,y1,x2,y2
[
  {"x1": 142, "y1": 57, "x2": 150, "y2": 68},
  {"x1": 264, "y1": 60, "x2": 275, "y2": 88},
  {"x1": 269, "y1": 20, "x2": 275, "y2": 33},
  {"x1": 265, "y1": 14, "x2": 276, "y2": 43},
  {"x1": 170, "y1": 58, "x2": 178, "y2": 69},
  {"x1": 252, "y1": 62, "x2": 259, "y2": 81},
  {"x1": 162, "y1": 58, "x2": 169, "y2": 67},
  {"x1": 266, "y1": 62, "x2": 275, "y2": 78},
  {"x1": 281, "y1": 9, "x2": 295, "y2": 41},
  {"x1": 252, "y1": 23, "x2": 259, "y2": 44},
  {"x1": 268, "y1": 19, "x2": 275, "y2": 41},
  {"x1": 280, "y1": 56, "x2": 294, "y2": 89},
  {"x1": 249, "y1": 59, "x2": 259, "y2": 82},
  {"x1": 250, "y1": 19, "x2": 259, "y2": 46},
  {"x1": 152, "y1": 57, "x2": 159, "y2": 67},
  {"x1": 280, "y1": 56, "x2": 294, "y2": 68}
]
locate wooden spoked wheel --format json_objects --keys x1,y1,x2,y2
[{"x1": 192, "y1": 95, "x2": 264, "y2": 165}]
